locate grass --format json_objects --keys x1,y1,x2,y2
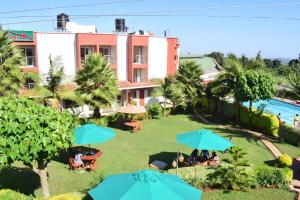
[
  {"x1": 0, "y1": 114, "x2": 295, "y2": 199},
  {"x1": 274, "y1": 141, "x2": 300, "y2": 159}
]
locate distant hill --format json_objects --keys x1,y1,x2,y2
[{"x1": 271, "y1": 58, "x2": 293, "y2": 64}]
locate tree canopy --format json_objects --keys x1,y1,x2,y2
[
  {"x1": 0, "y1": 97, "x2": 74, "y2": 197},
  {"x1": 176, "y1": 61, "x2": 204, "y2": 106},
  {"x1": 75, "y1": 53, "x2": 119, "y2": 117},
  {"x1": 0, "y1": 31, "x2": 24, "y2": 96}
]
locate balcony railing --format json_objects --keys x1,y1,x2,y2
[
  {"x1": 103, "y1": 55, "x2": 116, "y2": 64},
  {"x1": 134, "y1": 55, "x2": 147, "y2": 64},
  {"x1": 134, "y1": 77, "x2": 147, "y2": 83}
]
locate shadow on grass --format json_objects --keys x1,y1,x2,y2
[
  {"x1": 0, "y1": 166, "x2": 40, "y2": 196},
  {"x1": 148, "y1": 151, "x2": 190, "y2": 170}
]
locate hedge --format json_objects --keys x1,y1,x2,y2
[
  {"x1": 0, "y1": 189, "x2": 28, "y2": 200},
  {"x1": 279, "y1": 124, "x2": 300, "y2": 146},
  {"x1": 240, "y1": 106, "x2": 279, "y2": 137},
  {"x1": 199, "y1": 96, "x2": 279, "y2": 137}
]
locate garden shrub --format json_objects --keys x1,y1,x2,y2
[
  {"x1": 0, "y1": 189, "x2": 28, "y2": 200},
  {"x1": 86, "y1": 117, "x2": 108, "y2": 127},
  {"x1": 239, "y1": 106, "x2": 279, "y2": 137},
  {"x1": 278, "y1": 154, "x2": 293, "y2": 167},
  {"x1": 147, "y1": 104, "x2": 163, "y2": 119},
  {"x1": 278, "y1": 124, "x2": 300, "y2": 146},
  {"x1": 168, "y1": 165, "x2": 215, "y2": 188},
  {"x1": 206, "y1": 166, "x2": 256, "y2": 191},
  {"x1": 107, "y1": 113, "x2": 126, "y2": 127},
  {"x1": 255, "y1": 166, "x2": 292, "y2": 189},
  {"x1": 49, "y1": 192, "x2": 83, "y2": 200}
]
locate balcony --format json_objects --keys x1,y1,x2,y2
[
  {"x1": 133, "y1": 55, "x2": 147, "y2": 64},
  {"x1": 134, "y1": 77, "x2": 147, "y2": 83},
  {"x1": 103, "y1": 55, "x2": 116, "y2": 64}
]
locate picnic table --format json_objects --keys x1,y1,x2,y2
[
  {"x1": 124, "y1": 120, "x2": 143, "y2": 132},
  {"x1": 81, "y1": 151, "x2": 103, "y2": 171}
]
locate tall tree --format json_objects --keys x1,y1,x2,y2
[
  {"x1": 0, "y1": 31, "x2": 24, "y2": 96},
  {"x1": 75, "y1": 53, "x2": 119, "y2": 117},
  {"x1": 176, "y1": 61, "x2": 204, "y2": 107},
  {"x1": 152, "y1": 76, "x2": 186, "y2": 116},
  {"x1": 0, "y1": 97, "x2": 74, "y2": 198},
  {"x1": 288, "y1": 72, "x2": 300, "y2": 99},
  {"x1": 206, "y1": 51, "x2": 225, "y2": 67},
  {"x1": 235, "y1": 69, "x2": 275, "y2": 124},
  {"x1": 46, "y1": 55, "x2": 64, "y2": 97}
]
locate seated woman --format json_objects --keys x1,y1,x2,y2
[
  {"x1": 200, "y1": 150, "x2": 209, "y2": 162},
  {"x1": 208, "y1": 151, "x2": 220, "y2": 166},
  {"x1": 187, "y1": 149, "x2": 199, "y2": 164},
  {"x1": 74, "y1": 151, "x2": 84, "y2": 165}
]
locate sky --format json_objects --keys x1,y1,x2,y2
[{"x1": 1, "y1": 0, "x2": 299, "y2": 59}]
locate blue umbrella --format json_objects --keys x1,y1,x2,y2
[
  {"x1": 75, "y1": 124, "x2": 116, "y2": 145},
  {"x1": 176, "y1": 129, "x2": 233, "y2": 151},
  {"x1": 89, "y1": 169, "x2": 202, "y2": 200}
]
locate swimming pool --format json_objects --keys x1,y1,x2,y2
[{"x1": 243, "y1": 99, "x2": 300, "y2": 125}]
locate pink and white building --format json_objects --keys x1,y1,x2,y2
[{"x1": 10, "y1": 30, "x2": 180, "y2": 108}]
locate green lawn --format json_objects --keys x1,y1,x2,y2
[
  {"x1": 274, "y1": 141, "x2": 300, "y2": 159},
  {"x1": 0, "y1": 114, "x2": 295, "y2": 199}
]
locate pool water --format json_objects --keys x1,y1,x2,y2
[{"x1": 243, "y1": 99, "x2": 300, "y2": 125}]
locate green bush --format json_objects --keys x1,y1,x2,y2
[
  {"x1": 0, "y1": 189, "x2": 29, "y2": 200},
  {"x1": 49, "y1": 192, "x2": 83, "y2": 200},
  {"x1": 239, "y1": 106, "x2": 279, "y2": 137},
  {"x1": 147, "y1": 104, "x2": 163, "y2": 119},
  {"x1": 279, "y1": 124, "x2": 300, "y2": 146},
  {"x1": 86, "y1": 117, "x2": 108, "y2": 127},
  {"x1": 107, "y1": 113, "x2": 126, "y2": 127},
  {"x1": 278, "y1": 154, "x2": 293, "y2": 167},
  {"x1": 255, "y1": 166, "x2": 292, "y2": 189}
]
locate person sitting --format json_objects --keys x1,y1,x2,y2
[
  {"x1": 200, "y1": 150, "x2": 209, "y2": 161},
  {"x1": 74, "y1": 152, "x2": 84, "y2": 165},
  {"x1": 208, "y1": 151, "x2": 220, "y2": 166},
  {"x1": 188, "y1": 149, "x2": 199, "y2": 164}
]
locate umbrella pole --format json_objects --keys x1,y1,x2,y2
[{"x1": 176, "y1": 150, "x2": 179, "y2": 175}]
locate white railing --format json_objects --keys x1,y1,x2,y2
[{"x1": 134, "y1": 55, "x2": 147, "y2": 64}]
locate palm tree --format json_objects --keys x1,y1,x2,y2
[
  {"x1": 209, "y1": 54, "x2": 266, "y2": 121},
  {"x1": 176, "y1": 61, "x2": 204, "y2": 107},
  {"x1": 287, "y1": 72, "x2": 300, "y2": 99},
  {"x1": 153, "y1": 76, "x2": 186, "y2": 116},
  {"x1": 75, "y1": 53, "x2": 119, "y2": 117},
  {"x1": 0, "y1": 31, "x2": 24, "y2": 96}
]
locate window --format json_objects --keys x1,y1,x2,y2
[
  {"x1": 25, "y1": 78, "x2": 35, "y2": 89},
  {"x1": 80, "y1": 47, "x2": 92, "y2": 62},
  {"x1": 20, "y1": 47, "x2": 35, "y2": 66},
  {"x1": 132, "y1": 91, "x2": 137, "y2": 98},
  {"x1": 134, "y1": 46, "x2": 143, "y2": 63},
  {"x1": 134, "y1": 68, "x2": 147, "y2": 82},
  {"x1": 100, "y1": 46, "x2": 112, "y2": 63}
]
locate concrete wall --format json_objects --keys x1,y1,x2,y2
[
  {"x1": 117, "y1": 35, "x2": 128, "y2": 81},
  {"x1": 148, "y1": 37, "x2": 168, "y2": 79},
  {"x1": 37, "y1": 33, "x2": 76, "y2": 84}
]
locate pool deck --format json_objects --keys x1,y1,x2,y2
[{"x1": 273, "y1": 97, "x2": 300, "y2": 107}]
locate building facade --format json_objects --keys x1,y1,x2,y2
[{"x1": 9, "y1": 30, "x2": 180, "y2": 107}]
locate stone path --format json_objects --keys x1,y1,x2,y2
[{"x1": 193, "y1": 109, "x2": 300, "y2": 195}]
